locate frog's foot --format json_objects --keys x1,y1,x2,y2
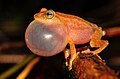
[
  {"x1": 81, "y1": 48, "x2": 102, "y2": 59},
  {"x1": 64, "y1": 48, "x2": 79, "y2": 68},
  {"x1": 68, "y1": 53, "x2": 77, "y2": 70},
  {"x1": 81, "y1": 48, "x2": 98, "y2": 55},
  {"x1": 81, "y1": 49, "x2": 91, "y2": 54},
  {"x1": 64, "y1": 48, "x2": 70, "y2": 66}
]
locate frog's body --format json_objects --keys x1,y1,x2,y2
[
  {"x1": 25, "y1": 8, "x2": 108, "y2": 70},
  {"x1": 55, "y1": 12, "x2": 97, "y2": 44}
]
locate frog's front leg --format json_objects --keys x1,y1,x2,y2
[
  {"x1": 90, "y1": 27, "x2": 109, "y2": 54},
  {"x1": 64, "y1": 37, "x2": 77, "y2": 70}
]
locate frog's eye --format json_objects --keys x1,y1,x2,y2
[{"x1": 46, "y1": 9, "x2": 55, "y2": 19}]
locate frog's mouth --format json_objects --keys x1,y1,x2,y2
[{"x1": 25, "y1": 20, "x2": 67, "y2": 56}]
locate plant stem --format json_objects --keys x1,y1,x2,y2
[
  {"x1": 16, "y1": 57, "x2": 40, "y2": 79},
  {"x1": 0, "y1": 54, "x2": 36, "y2": 79}
]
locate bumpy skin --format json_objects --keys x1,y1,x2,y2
[
  {"x1": 25, "y1": 8, "x2": 108, "y2": 70},
  {"x1": 54, "y1": 12, "x2": 97, "y2": 44}
]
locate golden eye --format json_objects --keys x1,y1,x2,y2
[{"x1": 46, "y1": 9, "x2": 55, "y2": 19}]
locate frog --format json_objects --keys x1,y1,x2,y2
[{"x1": 25, "y1": 8, "x2": 109, "y2": 70}]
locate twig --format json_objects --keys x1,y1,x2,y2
[
  {"x1": 0, "y1": 54, "x2": 27, "y2": 64},
  {"x1": 0, "y1": 41, "x2": 24, "y2": 51},
  {"x1": 70, "y1": 53, "x2": 118, "y2": 79},
  {"x1": 104, "y1": 27, "x2": 120, "y2": 37},
  {"x1": 0, "y1": 54, "x2": 35, "y2": 79},
  {"x1": 16, "y1": 57, "x2": 40, "y2": 79}
]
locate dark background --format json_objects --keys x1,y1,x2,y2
[
  {"x1": 0, "y1": 0, "x2": 119, "y2": 41},
  {"x1": 0, "y1": 0, "x2": 120, "y2": 79}
]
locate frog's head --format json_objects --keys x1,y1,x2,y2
[
  {"x1": 25, "y1": 8, "x2": 67, "y2": 57},
  {"x1": 34, "y1": 8, "x2": 61, "y2": 25}
]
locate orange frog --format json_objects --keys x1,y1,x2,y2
[{"x1": 25, "y1": 8, "x2": 109, "y2": 70}]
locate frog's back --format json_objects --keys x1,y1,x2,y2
[{"x1": 56, "y1": 12, "x2": 97, "y2": 44}]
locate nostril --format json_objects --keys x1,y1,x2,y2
[{"x1": 25, "y1": 20, "x2": 67, "y2": 56}]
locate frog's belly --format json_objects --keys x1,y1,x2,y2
[{"x1": 69, "y1": 28, "x2": 94, "y2": 44}]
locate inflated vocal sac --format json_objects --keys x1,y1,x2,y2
[{"x1": 25, "y1": 20, "x2": 67, "y2": 56}]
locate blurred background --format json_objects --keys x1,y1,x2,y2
[{"x1": 0, "y1": 0, "x2": 120, "y2": 79}]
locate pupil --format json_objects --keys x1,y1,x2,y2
[
  {"x1": 46, "y1": 10, "x2": 54, "y2": 19},
  {"x1": 47, "y1": 12, "x2": 52, "y2": 16}
]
